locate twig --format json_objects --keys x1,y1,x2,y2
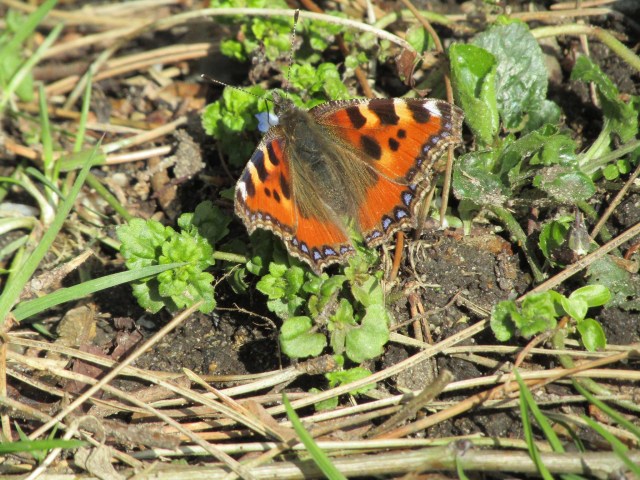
[{"x1": 590, "y1": 159, "x2": 640, "y2": 239}]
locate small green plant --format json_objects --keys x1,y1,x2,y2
[
  {"x1": 491, "y1": 285, "x2": 611, "y2": 351},
  {"x1": 116, "y1": 201, "x2": 231, "y2": 314},
  {"x1": 259, "y1": 252, "x2": 390, "y2": 364}
]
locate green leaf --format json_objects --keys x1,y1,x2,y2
[
  {"x1": 587, "y1": 257, "x2": 640, "y2": 310},
  {"x1": 580, "y1": 415, "x2": 640, "y2": 477},
  {"x1": 449, "y1": 43, "x2": 499, "y2": 145},
  {"x1": 490, "y1": 300, "x2": 519, "y2": 341},
  {"x1": 350, "y1": 276, "x2": 384, "y2": 307},
  {"x1": 571, "y1": 56, "x2": 638, "y2": 143},
  {"x1": 345, "y1": 304, "x2": 389, "y2": 363},
  {"x1": 280, "y1": 316, "x2": 327, "y2": 359},
  {"x1": 533, "y1": 167, "x2": 596, "y2": 203},
  {"x1": 201, "y1": 85, "x2": 267, "y2": 166},
  {"x1": 560, "y1": 295, "x2": 588, "y2": 321},
  {"x1": 576, "y1": 318, "x2": 607, "y2": 351},
  {"x1": 328, "y1": 298, "x2": 356, "y2": 356},
  {"x1": 12, "y1": 263, "x2": 185, "y2": 321},
  {"x1": 570, "y1": 285, "x2": 611, "y2": 308},
  {"x1": 406, "y1": 24, "x2": 433, "y2": 54},
  {"x1": 453, "y1": 151, "x2": 508, "y2": 205},
  {"x1": 0, "y1": 439, "x2": 85, "y2": 455},
  {"x1": 519, "y1": 292, "x2": 559, "y2": 337},
  {"x1": 117, "y1": 218, "x2": 172, "y2": 269},
  {"x1": 538, "y1": 217, "x2": 572, "y2": 262},
  {"x1": 178, "y1": 200, "x2": 231, "y2": 247},
  {"x1": 473, "y1": 22, "x2": 555, "y2": 131},
  {"x1": 515, "y1": 370, "x2": 558, "y2": 480},
  {"x1": 309, "y1": 388, "x2": 339, "y2": 411},
  {"x1": 572, "y1": 380, "x2": 640, "y2": 442},
  {"x1": 326, "y1": 367, "x2": 374, "y2": 395}
]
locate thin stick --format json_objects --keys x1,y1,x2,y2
[{"x1": 590, "y1": 159, "x2": 640, "y2": 239}]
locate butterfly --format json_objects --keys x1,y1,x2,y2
[{"x1": 234, "y1": 93, "x2": 464, "y2": 273}]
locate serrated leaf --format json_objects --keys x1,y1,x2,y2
[
  {"x1": 519, "y1": 292, "x2": 558, "y2": 337},
  {"x1": 117, "y1": 218, "x2": 172, "y2": 269},
  {"x1": 256, "y1": 274, "x2": 287, "y2": 300},
  {"x1": 490, "y1": 300, "x2": 519, "y2": 341},
  {"x1": 131, "y1": 281, "x2": 169, "y2": 314}
]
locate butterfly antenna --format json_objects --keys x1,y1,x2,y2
[
  {"x1": 200, "y1": 74, "x2": 272, "y2": 104},
  {"x1": 284, "y1": 9, "x2": 300, "y2": 98}
]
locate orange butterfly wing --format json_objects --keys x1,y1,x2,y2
[
  {"x1": 312, "y1": 98, "x2": 464, "y2": 246},
  {"x1": 235, "y1": 129, "x2": 354, "y2": 272}
]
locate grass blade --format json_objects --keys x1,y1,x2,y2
[
  {"x1": 283, "y1": 393, "x2": 347, "y2": 480},
  {"x1": 11, "y1": 263, "x2": 187, "y2": 321},
  {"x1": 0, "y1": 149, "x2": 96, "y2": 325},
  {"x1": 573, "y1": 380, "x2": 640, "y2": 441}
]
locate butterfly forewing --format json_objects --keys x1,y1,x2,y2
[{"x1": 235, "y1": 127, "x2": 354, "y2": 273}]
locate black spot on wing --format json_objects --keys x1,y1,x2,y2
[
  {"x1": 252, "y1": 149, "x2": 268, "y2": 181},
  {"x1": 273, "y1": 190, "x2": 281, "y2": 202},
  {"x1": 361, "y1": 135, "x2": 382, "y2": 160},
  {"x1": 369, "y1": 99, "x2": 400, "y2": 125},
  {"x1": 346, "y1": 106, "x2": 367, "y2": 129},
  {"x1": 242, "y1": 170, "x2": 255, "y2": 197},
  {"x1": 279, "y1": 173, "x2": 290, "y2": 199},
  {"x1": 397, "y1": 128, "x2": 406, "y2": 138},
  {"x1": 264, "y1": 188, "x2": 271, "y2": 197},
  {"x1": 407, "y1": 102, "x2": 431, "y2": 124},
  {"x1": 266, "y1": 142, "x2": 279, "y2": 166},
  {"x1": 388, "y1": 137, "x2": 400, "y2": 151}
]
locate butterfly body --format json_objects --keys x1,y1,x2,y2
[{"x1": 235, "y1": 96, "x2": 464, "y2": 273}]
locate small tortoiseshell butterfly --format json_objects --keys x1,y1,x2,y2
[{"x1": 234, "y1": 93, "x2": 464, "y2": 273}]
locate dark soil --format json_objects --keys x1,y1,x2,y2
[{"x1": 2, "y1": 0, "x2": 639, "y2": 478}]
